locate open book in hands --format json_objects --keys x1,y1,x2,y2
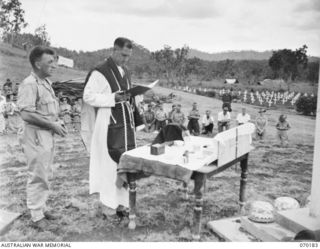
[{"x1": 125, "y1": 80, "x2": 159, "y2": 97}]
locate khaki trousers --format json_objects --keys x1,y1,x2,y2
[
  {"x1": 22, "y1": 125, "x2": 54, "y2": 221},
  {"x1": 277, "y1": 129, "x2": 289, "y2": 146}
]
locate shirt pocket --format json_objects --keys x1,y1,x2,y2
[{"x1": 37, "y1": 98, "x2": 59, "y2": 116}]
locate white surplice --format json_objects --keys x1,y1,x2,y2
[{"x1": 82, "y1": 70, "x2": 129, "y2": 209}]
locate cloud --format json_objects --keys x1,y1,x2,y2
[
  {"x1": 83, "y1": 0, "x2": 221, "y2": 19},
  {"x1": 288, "y1": 0, "x2": 320, "y2": 31},
  {"x1": 295, "y1": 0, "x2": 320, "y2": 12},
  {"x1": 20, "y1": 0, "x2": 320, "y2": 56},
  {"x1": 295, "y1": 15, "x2": 320, "y2": 31}
]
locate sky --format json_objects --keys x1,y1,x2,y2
[{"x1": 21, "y1": 0, "x2": 320, "y2": 56}]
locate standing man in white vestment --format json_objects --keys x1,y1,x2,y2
[{"x1": 81, "y1": 37, "x2": 144, "y2": 218}]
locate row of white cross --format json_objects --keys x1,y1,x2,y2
[{"x1": 172, "y1": 85, "x2": 314, "y2": 107}]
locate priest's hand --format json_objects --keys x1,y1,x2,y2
[{"x1": 115, "y1": 92, "x2": 131, "y2": 102}]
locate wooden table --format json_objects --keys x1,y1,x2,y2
[{"x1": 117, "y1": 136, "x2": 250, "y2": 240}]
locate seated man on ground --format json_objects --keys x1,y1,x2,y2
[
  {"x1": 59, "y1": 96, "x2": 73, "y2": 132},
  {"x1": 167, "y1": 104, "x2": 177, "y2": 123},
  {"x1": 5, "y1": 93, "x2": 24, "y2": 134},
  {"x1": 171, "y1": 104, "x2": 186, "y2": 128},
  {"x1": 143, "y1": 103, "x2": 156, "y2": 133},
  {"x1": 155, "y1": 102, "x2": 167, "y2": 131},
  {"x1": 217, "y1": 106, "x2": 231, "y2": 133},
  {"x1": 187, "y1": 102, "x2": 200, "y2": 136},
  {"x1": 201, "y1": 110, "x2": 214, "y2": 135},
  {"x1": 236, "y1": 107, "x2": 251, "y2": 126}
]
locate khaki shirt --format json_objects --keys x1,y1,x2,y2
[
  {"x1": 17, "y1": 72, "x2": 59, "y2": 127},
  {"x1": 172, "y1": 111, "x2": 185, "y2": 125},
  {"x1": 188, "y1": 109, "x2": 200, "y2": 120},
  {"x1": 144, "y1": 110, "x2": 155, "y2": 123},
  {"x1": 155, "y1": 109, "x2": 167, "y2": 121}
]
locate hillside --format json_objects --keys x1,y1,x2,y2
[
  {"x1": 0, "y1": 42, "x2": 87, "y2": 86},
  {"x1": 188, "y1": 48, "x2": 320, "y2": 62},
  {"x1": 54, "y1": 42, "x2": 154, "y2": 71},
  {"x1": 188, "y1": 49, "x2": 273, "y2": 61}
]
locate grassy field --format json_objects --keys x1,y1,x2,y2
[
  {"x1": 0, "y1": 85, "x2": 315, "y2": 241},
  {"x1": 0, "y1": 42, "x2": 316, "y2": 241}
]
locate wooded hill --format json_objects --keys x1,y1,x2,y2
[{"x1": 53, "y1": 43, "x2": 319, "y2": 85}]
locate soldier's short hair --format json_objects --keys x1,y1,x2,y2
[{"x1": 29, "y1": 46, "x2": 55, "y2": 68}]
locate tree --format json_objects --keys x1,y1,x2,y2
[
  {"x1": 34, "y1": 24, "x2": 50, "y2": 46},
  {"x1": 0, "y1": 0, "x2": 27, "y2": 44},
  {"x1": 186, "y1": 57, "x2": 208, "y2": 84},
  {"x1": 268, "y1": 45, "x2": 308, "y2": 84},
  {"x1": 134, "y1": 65, "x2": 144, "y2": 79},
  {"x1": 215, "y1": 59, "x2": 235, "y2": 78},
  {"x1": 174, "y1": 45, "x2": 190, "y2": 85},
  {"x1": 306, "y1": 61, "x2": 319, "y2": 84},
  {"x1": 151, "y1": 45, "x2": 190, "y2": 85},
  {"x1": 151, "y1": 45, "x2": 175, "y2": 84},
  {"x1": 296, "y1": 95, "x2": 317, "y2": 116}
]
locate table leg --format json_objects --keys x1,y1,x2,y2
[
  {"x1": 239, "y1": 155, "x2": 248, "y2": 214},
  {"x1": 128, "y1": 174, "x2": 137, "y2": 230},
  {"x1": 192, "y1": 172, "x2": 205, "y2": 241}
]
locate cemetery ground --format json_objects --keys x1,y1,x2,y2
[{"x1": 0, "y1": 86, "x2": 316, "y2": 242}]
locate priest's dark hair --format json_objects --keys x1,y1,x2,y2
[
  {"x1": 29, "y1": 46, "x2": 55, "y2": 68},
  {"x1": 114, "y1": 37, "x2": 133, "y2": 49}
]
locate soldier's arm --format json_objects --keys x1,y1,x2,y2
[
  {"x1": 287, "y1": 122, "x2": 291, "y2": 129},
  {"x1": 20, "y1": 111, "x2": 56, "y2": 129},
  {"x1": 21, "y1": 111, "x2": 67, "y2": 136}
]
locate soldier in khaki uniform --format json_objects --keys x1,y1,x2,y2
[
  {"x1": 171, "y1": 104, "x2": 186, "y2": 127},
  {"x1": 17, "y1": 46, "x2": 67, "y2": 229}
]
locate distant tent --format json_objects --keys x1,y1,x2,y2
[
  {"x1": 57, "y1": 55, "x2": 74, "y2": 68},
  {"x1": 224, "y1": 79, "x2": 239, "y2": 84}
]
